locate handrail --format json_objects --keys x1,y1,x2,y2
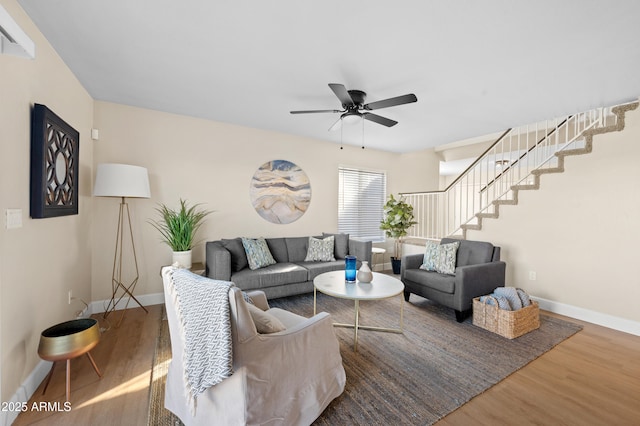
[
  {"x1": 400, "y1": 127, "x2": 512, "y2": 196},
  {"x1": 478, "y1": 117, "x2": 571, "y2": 193}
]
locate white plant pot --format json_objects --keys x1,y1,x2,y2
[{"x1": 172, "y1": 250, "x2": 192, "y2": 269}]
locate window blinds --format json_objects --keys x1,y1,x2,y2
[{"x1": 338, "y1": 166, "x2": 386, "y2": 242}]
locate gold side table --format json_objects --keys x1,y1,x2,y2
[{"x1": 38, "y1": 318, "x2": 102, "y2": 402}]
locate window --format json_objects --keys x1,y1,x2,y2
[{"x1": 338, "y1": 166, "x2": 386, "y2": 242}]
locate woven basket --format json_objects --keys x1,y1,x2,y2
[{"x1": 472, "y1": 296, "x2": 540, "y2": 339}]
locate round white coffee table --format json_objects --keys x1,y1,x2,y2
[{"x1": 313, "y1": 270, "x2": 404, "y2": 352}]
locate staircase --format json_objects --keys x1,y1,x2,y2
[{"x1": 402, "y1": 101, "x2": 639, "y2": 240}]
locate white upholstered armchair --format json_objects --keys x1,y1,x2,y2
[{"x1": 161, "y1": 267, "x2": 345, "y2": 426}]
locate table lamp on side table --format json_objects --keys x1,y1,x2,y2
[{"x1": 93, "y1": 163, "x2": 151, "y2": 327}]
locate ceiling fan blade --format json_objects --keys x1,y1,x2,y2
[
  {"x1": 364, "y1": 94, "x2": 417, "y2": 110},
  {"x1": 328, "y1": 83, "x2": 355, "y2": 107},
  {"x1": 363, "y1": 112, "x2": 398, "y2": 127},
  {"x1": 290, "y1": 109, "x2": 341, "y2": 114}
]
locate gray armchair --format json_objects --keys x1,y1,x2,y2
[{"x1": 401, "y1": 238, "x2": 506, "y2": 322}]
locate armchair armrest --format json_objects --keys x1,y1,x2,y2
[
  {"x1": 246, "y1": 290, "x2": 269, "y2": 311},
  {"x1": 205, "y1": 241, "x2": 232, "y2": 281},
  {"x1": 454, "y1": 261, "x2": 506, "y2": 310},
  {"x1": 348, "y1": 238, "x2": 372, "y2": 264}
]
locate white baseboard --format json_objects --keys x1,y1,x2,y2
[
  {"x1": 1, "y1": 360, "x2": 52, "y2": 426},
  {"x1": 532, "y1": 296, "x2": 640, "y2": 336},
  {"x1": 90, "y1": 292, "x2": 165, "y2": 314}
]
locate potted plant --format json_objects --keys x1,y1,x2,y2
[
  {"x1": 380, "y1": 194, "x2": 417, "y2": 274},
  {"x1": 149, "y1": 199, "x2": 212, "y2": 268}
]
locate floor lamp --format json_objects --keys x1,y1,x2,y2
[{"x1": 93, "y1": 163, "x2": 151, "y2": 327}]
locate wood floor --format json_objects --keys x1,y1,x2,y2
[{"x1": 14, "y1": 304, "x2": 640, "y2": 425}]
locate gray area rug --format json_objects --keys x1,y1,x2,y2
[{"x1": 148, "y1": 292, "x2": 582, "y2": 425}]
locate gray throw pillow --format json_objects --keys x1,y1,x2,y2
[{"x1": 221, "y1": 238, "x2": 248, "y2": 272}]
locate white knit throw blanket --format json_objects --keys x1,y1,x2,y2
[{"x1": 168, "y1": 268, "x2": 234, "y2": 415}]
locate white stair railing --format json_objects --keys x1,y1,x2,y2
[{"x1": 403, "y1": 105, "x2": 615, "y2": 240}]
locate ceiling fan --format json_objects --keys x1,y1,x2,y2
[{"x1": 290, "y1": 83, "x2": 417, "y2": 130}]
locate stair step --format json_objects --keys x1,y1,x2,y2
[
  {"x1": 476, "y1": 212, "x2": 498, "y2": 219},
  {"x1": 531, "y1": 167, "x2": 564, "y2": 175},
  {"x1": 493, "y1": 199, "x2": 517, "y2": 206},
  {"x1": 556, "y1": 147, "x2": 590, "y2": 157},
  {"x1": 511, "y1": 183, "x2": 539, "y2": 191},
  {"x1": 460, "y1": 224, "x2": 481, "y2": 231}
]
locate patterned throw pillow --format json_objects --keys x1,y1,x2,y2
[
  {"x1": 435, "y1": 241, "x2": 460, "y2": 275},
  {"x1": 304, "y1": 236, "x2": 336, "y2": 262},
  {"x1": 241, "y1": 237, "x2": 277, "y2": 270},
  {"x1": 420, "y1": 240, "x2": 440, "y2": 271}
]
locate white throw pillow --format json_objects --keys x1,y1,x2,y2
[{"x1": 304, "y1": 236, "x2": 336, "y2": 262}]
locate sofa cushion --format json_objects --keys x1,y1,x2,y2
[
  {"x1": 285, "y1": 237, "x2": 309, "y2": 263},
  {"x1": 221, "y1": 238, "x2": 249, "y2": 272},
  {"x1": 242, "y1": 237, "x2": 277, "y2": 270},
  {"x1": 297, "y1": 260, "x2": 345, "y2": 281},
  {"x1": 246, "y1": 303, "x2": 286, "y2": 334},
  {"x1": 322, "y1": 232, "x2": 349, "y2": 259},
  {"x1": 442, "y1": 238, "x2": 494, "y2": 266},
  {"x1": 231, "y1": 263, "x2": 308, "y2": 290},
  {"x1": 304, "y1": 236, "x2": 336, "y2": 262},
  {"x1": 404, "y1": 269, "x2": 455, "y2": 294},
  {"x1": 266, "y1": 238, "x2": 288, "y2": 263}
]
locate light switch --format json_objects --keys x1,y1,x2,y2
[{"x1": 6, "y1": 209, "x2": 22, "y2": 229}]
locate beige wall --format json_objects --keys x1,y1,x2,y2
[
  {"x1": 92, "y1": 102, "x2": 441, "y2": 300},
  {"x1": 0, "y1": 0, "x2": 94, "y2": 402},
  {"x1": 466, "y1": 106, "x2": 640, "y2": 322}
]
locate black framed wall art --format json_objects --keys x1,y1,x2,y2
[{"x1": 30, "y1": 104, "x2": 80, "y2": 218}]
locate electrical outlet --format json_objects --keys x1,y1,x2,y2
[
  {"x1": 529, "y1": 271, "x2": 537, "y2": 281},
  {"x1": 68, "y1": 290, "x2": 72, "y2": 304}
]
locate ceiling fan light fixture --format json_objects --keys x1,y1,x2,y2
[{"x1": 341, "y1": 113, "x2": 362, "y2": 125}]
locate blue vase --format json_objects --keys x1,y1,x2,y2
[{"x1": 345, "y1": 255, "x2": 357, "y2": 283}]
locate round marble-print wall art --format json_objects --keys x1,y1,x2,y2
[{"x1": 250, "y1": 160, "x2": 311, "y2": 224}]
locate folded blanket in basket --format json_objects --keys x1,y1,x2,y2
[
  {"x1": 479, "y1": 294, "x2": 512, "y2": 310},
  {"x1": 494, "y1": 287, "x2": 522, "y2": 310},
  {"x1": 480, "y1": 287, "x2": 532, "y2": 311}
]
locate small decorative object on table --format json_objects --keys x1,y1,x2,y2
[
  {"x1": 345, "y1": 255, "x2": 357, "y2": 283},
  {"x1": 357, "y1": 261, "x2": 373, "y2": 283}
]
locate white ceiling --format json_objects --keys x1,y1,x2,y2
[{"x1": 18, "y1": 0, "x2": 640, "y2": 153}]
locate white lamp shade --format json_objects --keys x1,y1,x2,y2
[{"x1": 93, "y1": 163, "x2": 151, "y2": 198}]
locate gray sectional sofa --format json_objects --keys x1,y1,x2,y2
[{"x1": 206, "y1": 233, "x2": 372, "y2": 299}]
